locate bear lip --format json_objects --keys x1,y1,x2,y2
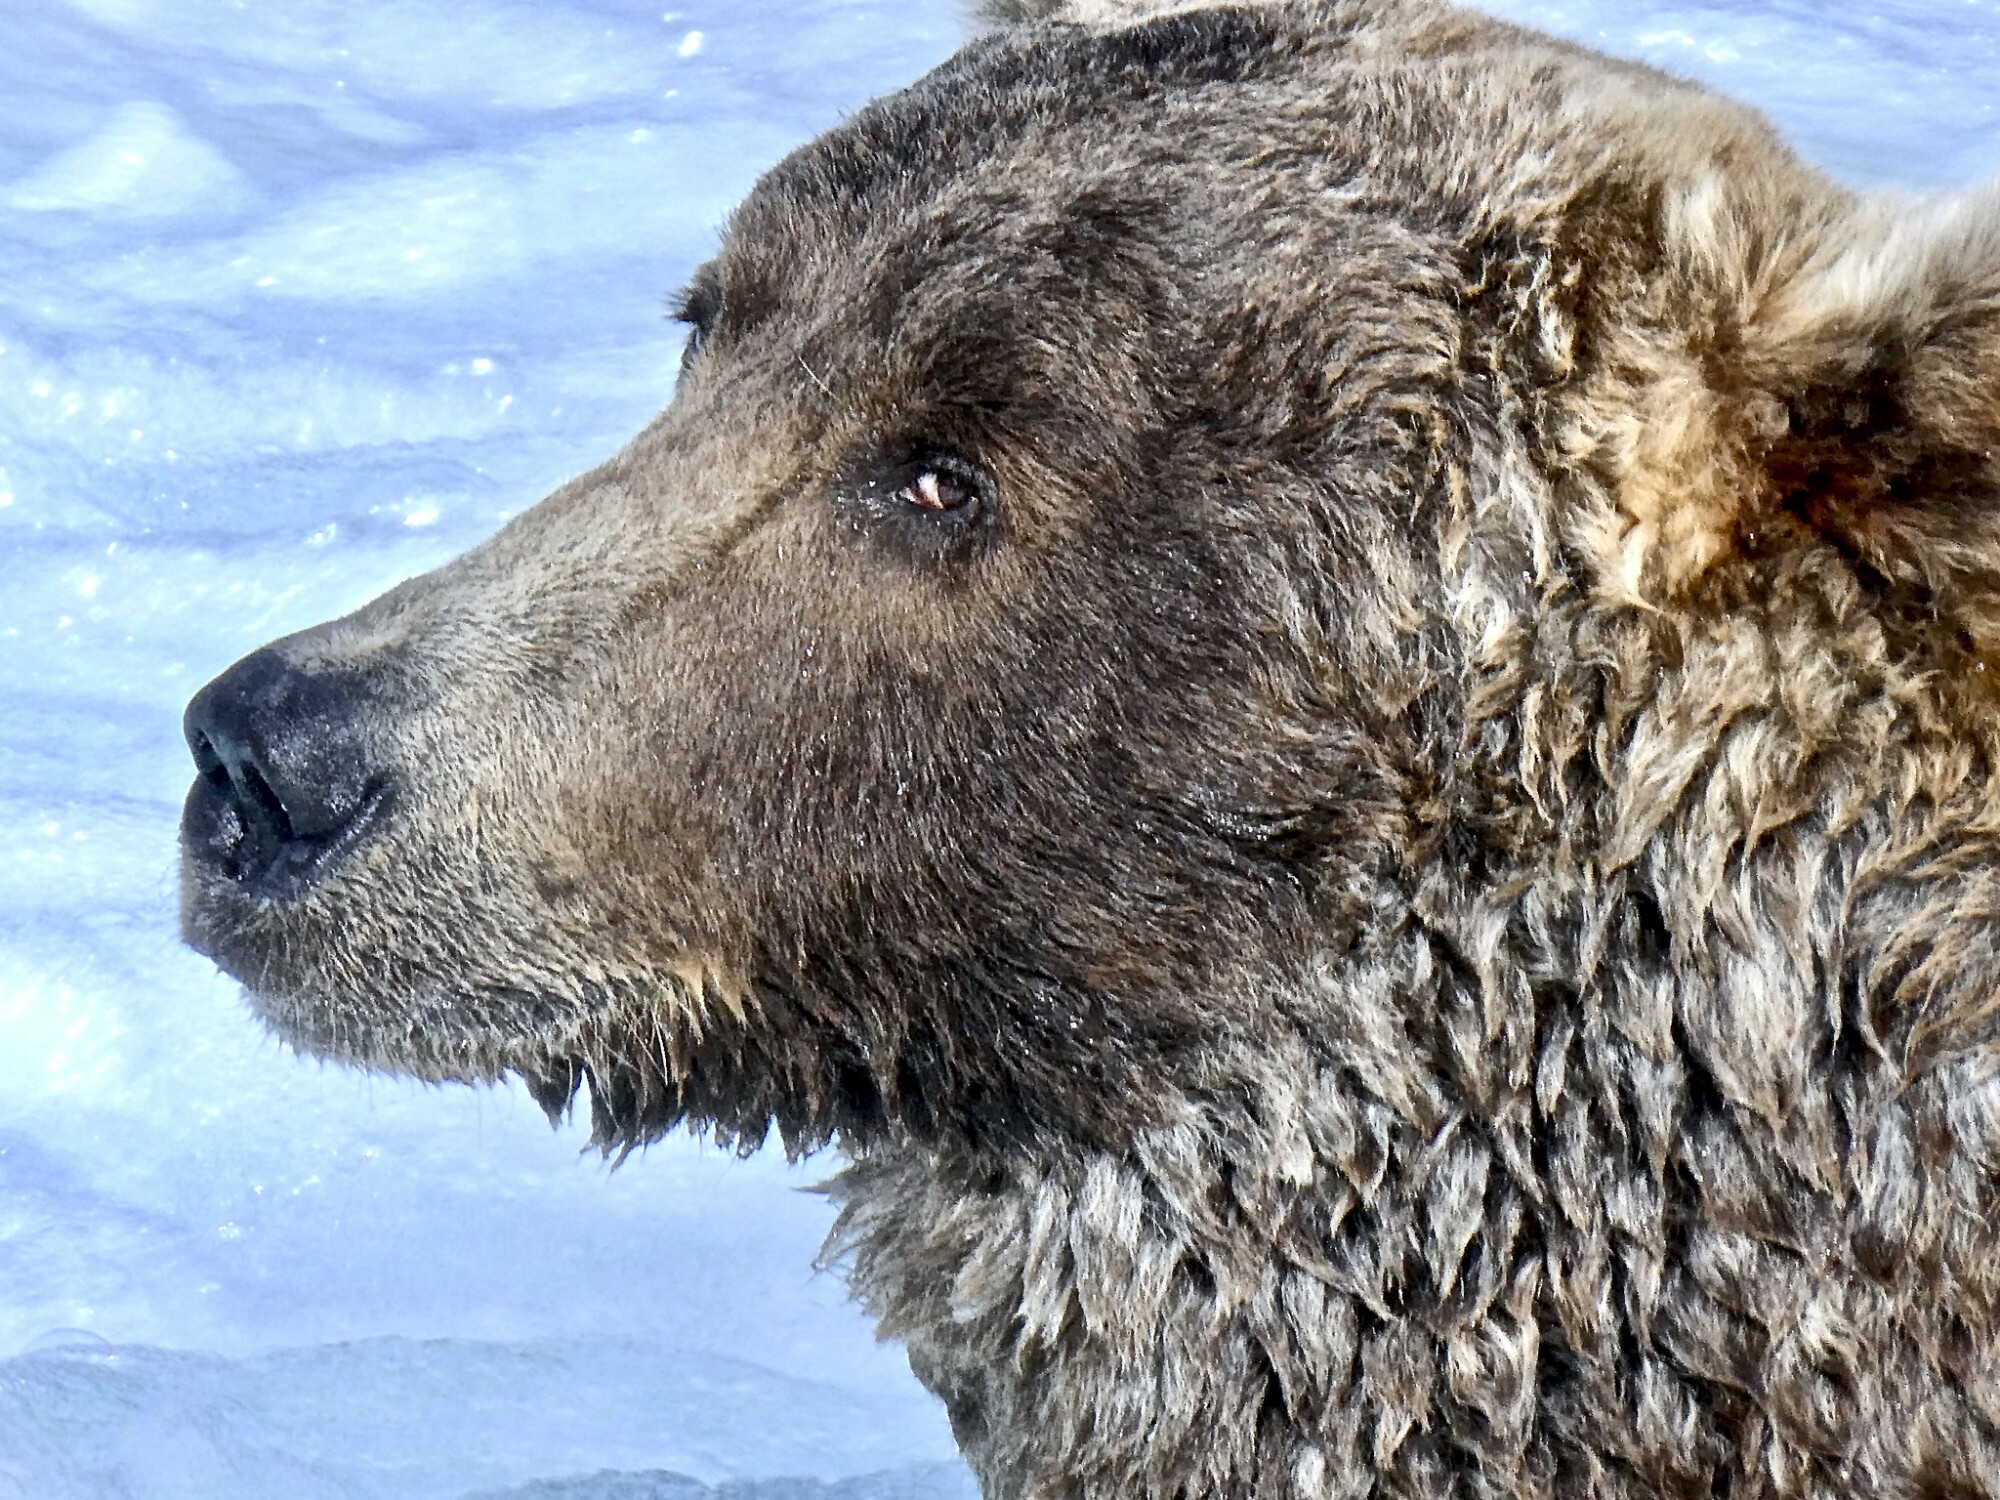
[{"x1": 180, "y1": 773, "x2": 396, "y2": 905}]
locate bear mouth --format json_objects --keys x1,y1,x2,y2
[{"x1": 179, "y1": 768, "x2": 396, "y2": 904}]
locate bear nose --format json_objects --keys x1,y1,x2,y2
[{"x1": 181, "y1": 650, "x2": 391, "y2": 899}]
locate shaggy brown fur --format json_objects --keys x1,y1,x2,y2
[{"x1": 179, "y1": 1, "x2": 2000, "y2": 1496}]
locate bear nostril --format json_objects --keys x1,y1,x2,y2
[
  {"x1": 234, "y1": 758, "x2": 294, "y2": 842},
  {"x1": 180, "y1": 649, "x2": 391, "y2": 899},
  {"x1": 191, "y1": 732, "x2": 231, "y2": 790}
]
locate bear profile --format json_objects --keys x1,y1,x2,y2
[{"x1": 180, "y1": 1, "x2": 2000, "y2": 1495}]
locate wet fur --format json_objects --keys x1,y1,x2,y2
[{"x1": 181, "y1": 1, "x2": 2000, "y2": 1495}]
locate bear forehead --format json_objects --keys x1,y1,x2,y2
[
  {"x1": 714, "y1": 10, "x2": 1299, "y2": 296},
  {"x1": 702, "y1": 0, "x2": 1720, "y2": 339}
]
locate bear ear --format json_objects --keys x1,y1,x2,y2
[
  {"x1": 970, "y1": 0, "x2": 1264, "y2": 34},
  {"x1": 1752, "y1": 188, "x2": 2000, "y2": 633},
  {"x1": 973, "y1": 0, "x2": 1072, "y2": 23},
  {"x1": 1579, "y1": 182, "x2": 2000, "y2": 635}
]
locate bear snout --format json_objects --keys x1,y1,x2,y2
[{"x1": 181, "y1": 649, "x2": 395, "y2": 904}]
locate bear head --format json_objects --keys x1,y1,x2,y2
[{"x1": 180, "y1": 0, "x2": 2000, "y2": 1169}]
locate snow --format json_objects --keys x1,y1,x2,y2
[
  {"x1": 0, "y1": 0, "x2": 1995, "y2": 1495},
  {"x1": 0, "y1": 1337, "x2": 975, "y2": 1500}
]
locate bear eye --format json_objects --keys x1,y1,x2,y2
[
  {"x1": 842, "y1": 450, "x2": 997, "y2": 562},
  {"x1": 901, "y1": 468, "x2": 978, "y2": 515},
  {"x1": 884, "y1": 453, "x2": 991, "y2": 534}
]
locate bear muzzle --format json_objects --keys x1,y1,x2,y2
[{"x1": 180, "y1": 648, "x2": 397, "y2": 904}]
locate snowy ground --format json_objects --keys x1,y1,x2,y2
[{"x1": 1, "y1": 0, "x2": 1996, "y2": 1496}]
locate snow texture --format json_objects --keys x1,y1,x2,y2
[{"x1": 0, "y1": 0, "x2": 1995, "y2": 1495}]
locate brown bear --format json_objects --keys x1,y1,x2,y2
[{"x1": 178, "y1": 1, "x2": 2000, "y2": 1495}]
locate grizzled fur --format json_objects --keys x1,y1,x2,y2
[{"x1": 179, "y1": 1, "x2": 2000, "y2": 1495}]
